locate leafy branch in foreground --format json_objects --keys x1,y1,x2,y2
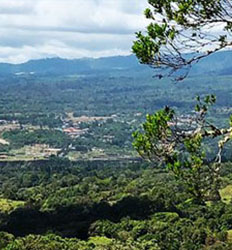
[
  {"x1": 132, "y1": 0, "x2": 232, "y2": 80},
  {"x1": 133, "y1": 95, "x2": 232, "y2": 203}
]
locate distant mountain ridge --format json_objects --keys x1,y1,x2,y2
[
  {"x1": 0, "y1": 55, "x2": 144, "y2": 76},
  {"x1": 0, "y1": 51, "x2": 232, "y2": 76}
]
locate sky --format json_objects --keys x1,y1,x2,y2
[{"x1": 0, "y1": 0, "x2": 149, "y2": 63}]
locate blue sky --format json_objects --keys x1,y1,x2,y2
[{"x1": 0, "y1": 0, "x2": 148, "y2": 63}]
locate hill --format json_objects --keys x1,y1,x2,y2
[
  {"x1": 0, "y1": 50, "x2": 232, "y2": 76},
  {"x1": 0, "y1": 55, "x2": 145, "y2": 76}
]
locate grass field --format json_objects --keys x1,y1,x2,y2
[
  {"x1": 220, "y1": 185, "x2": 232, "y2": 204},
  {"x1": 0, "y1": 198, "x2": 25, "y2": 213}
]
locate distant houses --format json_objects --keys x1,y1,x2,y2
[{"x1": 63, "y1": 127, "x2": 88, "y2": 137}]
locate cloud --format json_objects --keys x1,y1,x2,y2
[
  {"x1": 0, "y1": 0, "x2": 149, "y2": 63},
  {"x1": 0, "y1": 1, "x2": 34, "y2": 15}
]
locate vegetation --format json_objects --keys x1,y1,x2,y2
[
  {"x1": 133, "y1": 95, "x2": 232, "y2": 203},
  {"x1": 0, "y1": 1, "x2": 232, "y2": 248},
  {"x1": 0, "y1": 159, "x2": 232, "y2": 249},
  {"x1": 130, "y1": 0, "x2": 232, "y2": 248},
  {"x1": 133, "y1": 0, "x2": 232, "y2": 80},
  {"x1": 2, "y1": 129, "x2": 70, "y2": 149}
]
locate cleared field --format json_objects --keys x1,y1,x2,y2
[
  {"x1": 0, "y1": 138, "x2": 9, "y2": 145},
  {"x1": 66, "y1": 112, "x2": 112, "y2": 123},
  {"x1": 0, "y1": 123, "x2": 20, "y2": 133},
  {"x1": 0, "y1": 144, "x2": 61, "y2": 162},
  {"x1": 0, "y1": 198, "x2": 25, "y2": 213},
  {"x1": 220, "y1": 185, "x2": 232, "y2": 204},
  {"x1": 228, "y1": 230, "x2": 232, "y2": 242}
]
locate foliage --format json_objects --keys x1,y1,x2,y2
[
  {"x1": 0, "y1": 2, "x2": 232, "y2": 247},
  {"x1": 2, "y1": 129, "x2": 71, "y2": 149},
  {"x1": 133, "y1": 94, "x2": 232, "y2": 203},
  {"x1": 132, "y1": 0, "x2": 232, "y2": 204},
  {"x1": 133, "y1": 0, "x2": 232, "y2": 80},
  {"x1": 0, "y1": 157, "x2": 230, "y2": 248}
]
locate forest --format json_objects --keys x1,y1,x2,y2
[
  {"x1": 0, "y1": 48, "x2": 232, "y2": 249},
  {"x1": 0, "y1": 57, "x2": 231, "y2": 249},
  {"x1": 1, "y1": 0, "x2": 232, "y2": 249},
  {"x1": 1, "y1": 158, "x2": 232, "y2": 249}
]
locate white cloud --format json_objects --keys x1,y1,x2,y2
[
  {"x1": 0, "y1": 1, "x2": 34, "y2": 15},
  {"x1": 0, "y1": 0, "x2": 149, "y2": 63}
]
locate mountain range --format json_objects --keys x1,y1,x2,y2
[{"x1": 0, "y1": 50, "x2": 232, "y2": 76}]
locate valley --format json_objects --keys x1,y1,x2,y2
[{"x1": 0, "y1": 54, "x2": 232, "y2": 248}]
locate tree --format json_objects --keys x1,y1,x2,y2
[
  {"x1": 132, "y1": 0, "x2": 232, "y2": 80},
  {"x1": 132, "y1": 0, "x2": 232, "y2": 204}
]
